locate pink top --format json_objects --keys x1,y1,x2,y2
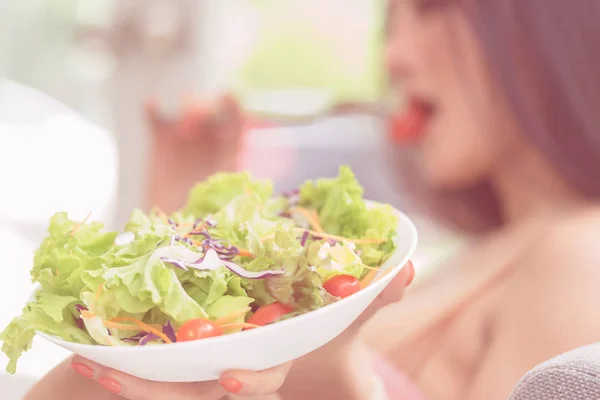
[{"x1": 372, "y1": 353, "x2": 429, "y2": 400}]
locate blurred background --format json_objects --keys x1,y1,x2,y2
[{"x1": 0, "y1": 1, "x2": 461, "y2": 396}]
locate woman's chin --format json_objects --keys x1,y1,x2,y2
[{"x1": 421, "y1": 161, "x2": 484, "y2": 191}]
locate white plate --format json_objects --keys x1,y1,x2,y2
[{"x1": 35, "y1": 209, "x2": 417, "y2": 382}]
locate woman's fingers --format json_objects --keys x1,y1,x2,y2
[
  {"x1": 70, "y1": 356, "x2": 225, "y2": 400},
  {"x1": 145, "y1": 94, "x2": 246, "y2": 142},
  {"x1": 178, "y1": 97, "x2": 213, "y2": 141},
  {"x1": 219, "y1": 362, "x2": 292, "y2": 397},
  {"x1": 379, "y1": 260, "x2": 415, "y2": 304},
  {"x1": 70, "y1": 355, "x2": 290, "y2": 400},
  {"x1": 207, "y1": 95, "x2": 245, "y2": 143},
  {"x1": 354, "y1": 261, "x2": 414, "y2": 326}
]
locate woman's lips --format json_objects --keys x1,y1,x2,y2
[{"x1": 388, "y1": 98, "x2": 434, "y2": 144}]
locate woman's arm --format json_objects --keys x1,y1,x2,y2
[
  {"x1": 24, "y1": 358, "x2": 120, "y2": 400},
  {"x1": 145, "y1": 96, "x2": 244, "y2": 213}
]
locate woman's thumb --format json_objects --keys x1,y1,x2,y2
[
  {"x1": 219, "y1": 362, "x2": 292, "y2": 397},
  {"x1": 379, "y1": 261, "x2": 415, "y2": 304}
]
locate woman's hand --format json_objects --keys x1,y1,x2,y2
[
  {"x1": 146, "y1": 95, "x2": 246, "y2": 213},
  {"x1": 27, "y1": 356, "x2": 291, "y2": 400},
  {"x1": 68, "y1": 356, "x2": 291, "y2": 399}
]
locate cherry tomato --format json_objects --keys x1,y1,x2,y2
[
  {"x1": 388, "y1": 98, "x2": 429, "y2": 144},
  {"x1": 246, "y1": 302, "x2": 293, "y2": 328},
  {"x1": 323, "y1": 275, "x2": 361, "y2": 299},
  {"x1": 176, "y1": 319, "x2": 223, "y2": 342}
]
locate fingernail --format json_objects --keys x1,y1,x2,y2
[
  {"x1": 98, "y1": 377, "x2": 122, "y2": 394},
  {"x1": 406, "y1": 261, "x2": 415, "y2": 287},
  {"x1": 71, "y1": 363, "x2": 94, "y2": 379},
  {"x1": 219, "y1": 376, "x2": 242, "y2": 394}
]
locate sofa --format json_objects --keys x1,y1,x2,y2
[{"x1": 509, "y1": 344, "x2": 600, "y2": 399}]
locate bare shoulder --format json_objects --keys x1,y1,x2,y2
[
  {"x1": 522, "y1": 206, "x2": 600, "y2": 279},
  {"x1": 501, "y1": 206, "x2": 600, "y2": 337}
]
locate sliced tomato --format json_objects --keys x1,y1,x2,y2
[
  {"x1": 246, "y1": 302, "x2": 293, "y2": 329},
  {"x1": 323, "y1": 275, "x2": 361, "y2": 299},
  {"x1": 176, "y1": 319, "x2": 223, "y2": 342}
]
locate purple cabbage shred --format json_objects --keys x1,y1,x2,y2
[
  {"x1": 163, "y1": 321, "x2": 177, "y2": 343},
  {"x1": 300, "y1": 231, "x2": 310, "y2": 246},
  {"x1": 74, "y1": 304, "x2": 88, "y2": 312}
]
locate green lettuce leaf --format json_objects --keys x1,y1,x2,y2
[
  {"x1": 244, "y1": 228, "x2": 330, "y2": 311},
  {"x1": 125, "y1": 209, "x2": 176, "y2": 238},
  {"x1": 209, "y1": 194, "x2": 293, "y2": 250},
  {"x1": 306, "y1": 241, "x2": 366, "y2": 280},
  {"x1": 0, "y1": 294, "x2": 92, "y2": 374},
  {"x1": 299, "y1": 165, "x2": 398, "y2": 266},
  {"x1": 206, "y1": 295, "x2": 254, "y2": 328},
  {"x1": 81, "y1": 253, "x2": 208, "y2": 322},
  {"x1": 31, "y1": 212, "x2": 118, "y2": 297},
  {"x1": 184, "y1": 172, "x2": 273, "y2": 218},
  {"x1": 189, "y1": 269, "x2": 229, "y2": 308}
]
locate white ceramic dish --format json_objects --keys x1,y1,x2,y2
[{"x1": 35, "y1": 210, "x2": 418, "y2": 382}]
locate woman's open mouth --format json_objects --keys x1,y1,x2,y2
[{"x1": 389, "y1": 97, "x2": 436, "y2": 144}]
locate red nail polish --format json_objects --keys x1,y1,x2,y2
[
  {"x1": 71, "y1": 363, "x2": 94, "y2": 379},
  {"x1": 406, "y1": 261, "x2": 415, "y2": 287},
  {"x1": 98, "y1": 377, "x2": 122, "y2": 394},
  {"x1": 219, "y1": 377, "x2": 242, "y2": 394}
]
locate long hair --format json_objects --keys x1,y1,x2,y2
[{"x1": 388, "y1": 0, "x2": 600, "y2": 233}]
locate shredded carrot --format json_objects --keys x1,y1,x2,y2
[
  {"x1": 360, "y1": 269, "x2": 378, "y2": 289},
  {"x1": 80, "y1": 306, "x2": 170, "y2": 342},
  {"x1": 214, "y1": 307, "x2": 252, "y2": 326},
  {"x1": 80, "y1": 310, "x2": 162, "y2": 333},
  {"x1": 220, "y1": 322, "x2": 262, "y2": 330},
  {"x1": 111, "y1": 317, "x2": 173, "y2": 344},
  {"x1": 103, "y1": 321, "x2": 146, "y2": 331},
  {"x1": 293, "y1": 228, "x2": 387, "y2": 244},
  {"x1": 362, "y1": 265, "x2": 380, "y2": 271},
  {"x1": 236, "y1": 248, "x2": 254, "y2": 258},
  {"x1": 91, "y1": 285, "x2": 104, "y2": 316},
  {"x1": 309, "y1": 209, "x2": 324, "y2": 232},
  {"x1": 260, "y1": 234, "x2": 275, "y2": 242},
  {"x1": 290, "y1": 207, "x2": 324, "y2": 233},
  {"x1": 152, "y1": 207, "x2": 170, "y2": 225},
  {"x1": 374, "y1": 267, "x2": 394, "y2": 282},
  {"x1": 103, "y1": 320, "x2": 162, "y2": 331},
  {"x1": 70, "y1": 211, "x2": 92, "y2": 235},
  {"x1": 189, "y1": 239, "x2": 204, "y2": 247},
  {"x1": 181, "y1": 238, "x2": 254, "y2": 258},
  {"x1": 185, "y1": 221, "x2": 207, "y2": 235}
]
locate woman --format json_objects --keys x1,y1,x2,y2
[{"x1": 25, "y1": 0, "x2": 600, "y2": 399}]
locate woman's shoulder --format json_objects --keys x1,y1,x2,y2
[
  {"x1": 526, "y1": 206, "x2": 600, "y2": 276},
  {"x1": 503, "y1": 206, "x2": 600, "y2": 321}
]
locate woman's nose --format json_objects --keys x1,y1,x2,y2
[{"x1": 385, "y1": 8, "x2": 419, "y2": 83}]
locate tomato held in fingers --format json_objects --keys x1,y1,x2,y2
[
  {"x1": 323, "y1": 275, "x2": 361, "y2": 299},
  {"x1": 246, "y1": 302, "x2": 293, "y2": 329},
  {"x1": 177, "y1": 319, "x2": 223, "y2": 342}
]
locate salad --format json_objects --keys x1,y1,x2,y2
[{"x1": 1, "y1": 166, "x2": 398, "y2": 374}]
